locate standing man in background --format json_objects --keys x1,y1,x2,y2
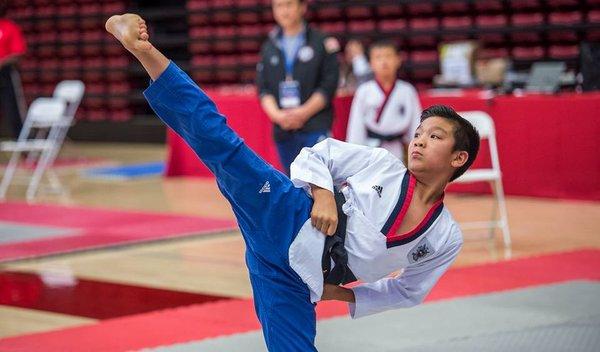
[
  {"x1": 0, "y1": 0, "x2": 27, "y2": 138},
  {"x1": 257, "y1": 0, "x2": 339, "y2": 175}
]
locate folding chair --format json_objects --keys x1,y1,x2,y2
[
  {"x1": 0, "y1": 98, "x2": 68, "y2": 201},
  {"x1": 454, "y1": 111, "x2": 511, "y2": 252},
  {"x1": 39, "y1": 80, "x2": 85, "y2": 166}
]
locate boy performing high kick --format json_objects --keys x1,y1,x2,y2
[{"x1": 106, "y1": 14, "x2": 480, "y2": 352}]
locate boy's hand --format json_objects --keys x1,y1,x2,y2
[{"x1": 310, "y1": 185, "x2": 338, "y2": 236}]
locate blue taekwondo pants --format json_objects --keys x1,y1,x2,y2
[{"x1": 143, "y1": 62, "x2": 318, "y2": 352}]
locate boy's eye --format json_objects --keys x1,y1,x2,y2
[
  {"x1": 414, "y1": 133, "x2": 420, "y2": 138},
  {"x1": 431, "y1": 135, "x2": 440, "y2": 139}
]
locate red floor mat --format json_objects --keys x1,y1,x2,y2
[
  {"x1": 1, "y1": 249, "x2": 598, "y2": 352},
  {"x1": 0, "y1": 202, "x2": 237, "y2": 262}
]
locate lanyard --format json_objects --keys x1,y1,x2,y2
[{"x1": 281, "y1": 33, "x2": 305, "y2": 79}]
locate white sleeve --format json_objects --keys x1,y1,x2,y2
[
  {"x1": 290, "y1": 138, "x2": 385, "y2": 195},
  {"x1": 402, "y1": 85, "x2": 422, "y2": 146},
  {"x1": 346, "y1": 86, "x2": 368, "y2": 146},
  {"x1": 348, "y1": 239, "x2": 462, "y2": 319}
]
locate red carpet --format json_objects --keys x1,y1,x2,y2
[
  {"x1": 0, "y1": 202, "x2": 237, "y2": 262},
  {"x1": 0, "y1": 249, "x2": 598, "y2": 352}
]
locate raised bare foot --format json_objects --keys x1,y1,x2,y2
[{"x1": 105, "y1": 14, "x2": 152, "y2": 52}]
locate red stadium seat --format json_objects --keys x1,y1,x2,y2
[
  {"x1": 189, "y1": 41, "x2": 211, "y2": 55},
  {"x1": 410, "y1": 50, "x2": 438, "y2": 64},
  {"x1": 509, "y1": 0, "x2": 541, "y2": 10},
  {"x1": 240, "y1": 54, "x2": 260, "y2": 66},
  {"x1": 547, "y1": 29, "x2": 578, "y2": 43},
  {"x1": 589, "y1": 10, "x2": 600, "y2": 24},
  {"x1": 238, "y1": 0, "x2": 261, "y2": 6},
  {"x1": 379, "y1": 19, "x2": 407, "y2": 33},
  {"x1": 512, "y1": 13, "x2": 545, "y2": 26},
  {"x1": 442, "y1": 16, "x2": 473, "y2": 29},
  {"x1": 548, "y1": 45, "x2": 579, "y2": 59},
  {"x1": 59, "y1": 44, "x2": 79, "y2": 58},
  {"x1": 56, "y1": 18, "x2": 77, "y2": 31},
  {"x1": 108, "y1": 82, "x2": 130, "y2": 95},
  {"x1": 548, "y1": 12, "x2": 583, "y2": 25},
  {"x1": 189, "y1": 27, "x2": 214, "y2": 39},
  {"x1": 478, "y1": 33, "x2": 505, "y2": 45},
  {"x1": 347, "y1": 20, "x2": 376, "y2": 34},
  {"x1": 475, "y1": 15, "x2": 508, "y2": 28},
  {"x1": 103, "y1": 2, "x2": 126, "y2": 14},
  {"x1": 407, "y1": 35, "x2": 437, "y2": 48},
  {"x1": 440, "y1": 2, "x2": 469, "y2": 13},
  {"x1": 110, "y1": 109, "x2": 132, "y2": 122},
  {"x1": 187, "y1": 0, "x2": 210, "y2": 10},
  {"x1": 80, "y1": 3, "x2": 100, "y2": 15},
  {"x1": 408, "y1": 18, "x2": 439, "y2": 31},
  {"x1": 317, "y1": 6, "x2": 343, "y2": 21},
  {"x1": 512, "y1": 46, "x2": 545, "y2": 60},
  {"x1": 57, "y1": 3, "x2": 77, "y2": 16},
  {"x1": 511, "y1": 31, "x2": 542, "y2": 43},
  {"x1": 346, "y1": 5, "x2": 372, "y2": 19},
  {"x1": 37, "y1": 5, "x2": 56, "y2": 16},
  {"x1": 376, "y1": 4, "x2": 402, "y2": 17},
  {"x1": 319, "y1": 21, "x2": 345, "y2": 36},
  {"x1": 407, "y1": 3, "x2": 435, "y2": 15},
  {"x1": 191, "y1": 55, "x2": 216, "y2": 67},
  {"x1": 546, "y1": 0, "x2": 578, "y2": 6},
  {"x1": 479, "y1": 47, "x2": 510, "y2": 58},
  {"x1": 238, "y1": 10, "x2": 260, "y2": 24}
]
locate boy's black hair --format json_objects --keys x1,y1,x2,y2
[
  {"x1": 420, "y1": 105, "x2": 480, "y2": 182},
  {"x1": 369, "y1": 40, "x2": 399, "y2": 55}
]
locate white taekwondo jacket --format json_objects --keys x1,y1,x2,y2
[
  {"x1": 346, "y1": 79, "x2": 422, "y2": 159},
  {"x1": 289, "y1": 138, "x2": 463, "y2": 319}
]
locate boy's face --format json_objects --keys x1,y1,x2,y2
[
  {"x1": 407, "y1": 116, "x2": 467, "y2": 179},
  {"x1": 272, "y1": 0, "x2": 306, "y2": 30},
  {"x1": 369, "y1": 47, "x2": 401, "y2": 80}
]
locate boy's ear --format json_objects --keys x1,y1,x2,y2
[{"x1": 451, "y1": 150, "x2": 469, "y2": 169}]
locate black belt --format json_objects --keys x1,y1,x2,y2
[
  {"x1": 367, "y1": 129, "x2": 405, "y2": 142},
  {"x1": 321, "y1": 190, "x2": 357, "y2": 285}
]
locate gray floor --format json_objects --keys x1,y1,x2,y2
[
  {"x1": 144, "y1": 281, "x2": 600, "y2": 352},
  {"x1": 0, "y1": 221, "x2": 77, "y2": 244}
]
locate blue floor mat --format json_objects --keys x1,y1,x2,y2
[{"x1": 84, "y1": 162, "x2": 165, "y2": 180}]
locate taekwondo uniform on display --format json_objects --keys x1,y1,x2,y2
[
  {"x1": 144, "y1": 62, "x2": 462, "y2": 352},
  {"x1": 346, "y1": 79, "x2": 422, "y2": 160}
]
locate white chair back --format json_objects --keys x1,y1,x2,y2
[
  {"x1": 458, "y1": 111, "x2": 500, "y2": 171},
  {"x1": 458, "y1": 111, "x2": 495, "y2": 138},
  {"x1": 53, "y1": 80, "x2": 85, "y2": 104},
  {"x1": 53, "y1": 80, "x2": 85, "y2": 119},
  {"x1": 26, "y1": 98, "x2": 67, "y2": 126}
]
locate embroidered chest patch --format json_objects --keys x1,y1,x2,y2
[{"x1": 408, "y1": 237, "x2": 434, "y2": 264}]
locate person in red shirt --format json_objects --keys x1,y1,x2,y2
[{"x1": 0, "y1": 0, "x2": 27, "y2": 138}]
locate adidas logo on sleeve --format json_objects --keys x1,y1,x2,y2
[{"x1": 259, "y1": 181, "x2": 271, "y2": 193}]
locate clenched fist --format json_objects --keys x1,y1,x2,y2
[{"x1": 310, "y1": 184, "x2": 338, "y2": 236}]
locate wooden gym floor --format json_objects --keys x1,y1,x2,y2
[{"x1": 1, "y1": 142, "x2": 599, "y2": 339}]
